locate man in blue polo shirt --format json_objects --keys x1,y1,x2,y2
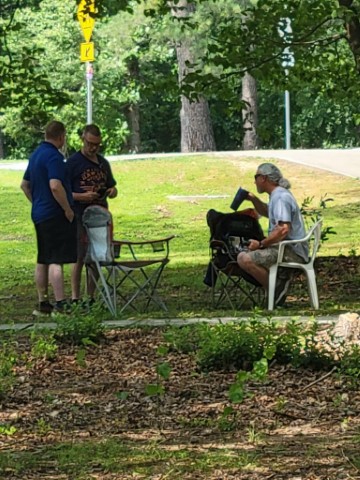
[{"x1": 21, "y1": 120, "x2": 77, "y2": 315}]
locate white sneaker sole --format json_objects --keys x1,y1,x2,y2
[{"x1": 32, "y1": 309, "x2": 52, "y2": 317}]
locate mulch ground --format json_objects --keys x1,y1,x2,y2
[{"x1": 1, "y1": 326, "x2": 360, "y2": 479}]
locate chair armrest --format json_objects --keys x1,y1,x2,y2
[
  {"x1": 276, "y1": 237, "x2": 306, "y2": 246},
  {"x1": 271, "y1": 220, "x2": 321, "y2": 264},
  {"x1": 210, "y1": 239, "x2": 227, "y2": 249},
  {"x1": 210, "y1": 239, "x2": 238, "y2": 261},
  {"x1": 113, "y1": 235, "x2": 175, "y2": 259},
  {"x1": 113, "y1": 235, "x2": 175, "y2": 247},
  {"x1": 276, "y1": 237, "x2": 308, "y2": 262}
]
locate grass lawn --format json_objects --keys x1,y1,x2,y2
[
  {"x1": 1, "y1": 155, "x2": 360, "y2": 479},
  {"x1": 0, "y1": 153, "x2": 359, "y2": 322}
]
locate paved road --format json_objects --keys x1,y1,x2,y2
[
  {"x1": 1, "y1": 149, "x2": 360, "y2": 178},
  {"x1": 225, "y1": 149, "x2": 360, "y2": 179}
]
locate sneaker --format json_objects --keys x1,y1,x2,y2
[
  {"x1": 32, "y1": 300, "x2": 53, "y2": 316},
  {"x1": 274, "y1": 277, "x2": 292, "y2": 307},
  {"x1": 51, "y1": 299, "x2": 71, "y2": 316},
  {"x1": 88, "y1": 298, "x2": 96, "y2": 307}
]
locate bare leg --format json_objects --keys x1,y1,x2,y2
[
  {"x1": 72, "y1": 259, "x2": 98, "y2": 299},
  {"x1": 49, "y1": 264, "x2": 65, "y2": 301},
  {"x1": 86, "y1": 264, "x2": 98, "y2": 298},
  {"x1": 71, "y1": 260, "x2": 84, "y2": 300},
  {"x1": 237, "y1": 251, "x2": 269, "y2": 289},
  {"x1": 35, "y1": 263, "x2": 49, "y2": 302}
]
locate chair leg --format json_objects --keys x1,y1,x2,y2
[
  {"x1": 267, "y1": 265, "x2": 279, "y2": 310},
  {"x1": 212, "y1": 271, "x2": 235, "y2": 309},
  {"x1": 87, "y1": 264, "x2": 116, "y2": 316},
  {"x1": 143, "y1": 265, "x2": 168, "y2": 312},
  {"x1": 211, "y1": 265, "x2": 219, "y2": 307},
  {"x1": 115, "y1": 265, "x2": 168, "y2": 313},
  {"x1": 306, "y1": 270, "x2": 319, "y2": 309}
]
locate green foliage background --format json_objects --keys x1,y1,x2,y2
[{"x1": 1, "y1": 0, "x2": 360, "y2": 157}]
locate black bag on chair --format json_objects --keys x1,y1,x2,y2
[
  {"x1": 204, "y1": 209, "x2": 265, "y2": 288},
  {"x1": 207, "y1": 209, "x2": 264, "y2": 247}
]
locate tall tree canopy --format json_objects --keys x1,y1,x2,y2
[
  {"x1": 181, "y1": 0, "x2": 360, "y2": 96},
  {"x1": 2, "y1": 0, "x2": 360, "y2": 157}
]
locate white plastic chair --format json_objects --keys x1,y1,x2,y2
[{"x1": 268, "y1": 219, "x2": 322, "y2": 310}]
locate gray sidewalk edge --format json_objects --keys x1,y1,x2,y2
[{"x1": 0, "y1": 315, "x2": 339, "y2": 332}]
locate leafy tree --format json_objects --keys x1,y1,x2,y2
[
  {"x1": 96, "y1": 2, "x2": 180, "y2": 153},
  {"x1": 3, "y1": 0, "x2": 360, "y2": 157},
  {"x1": 173, "y1": 0, "x2": 360, "y2": 148},
  {"x1": 0, "y1": 0, "x2": 71, "y2": 156},
  {"x1": 1, "y1": 0, "x2": 181, "y2": 156}
]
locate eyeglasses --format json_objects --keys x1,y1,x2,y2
[
  {"x1": 84, "y1": 137, "x2": 102, "y2": 149},
  {"x1": 254, "y1": 174, "x2": 262, "y2": 180}
]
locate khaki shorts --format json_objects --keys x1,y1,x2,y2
[{"x1": 248, "y1": 245, "x2": 305, "y2": 270}]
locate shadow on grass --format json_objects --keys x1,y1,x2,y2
[{"x1": 0, "y1": 257, "x2": 359, "y2": 325}]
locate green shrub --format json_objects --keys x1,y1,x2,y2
[
  {"x1": 54, "y1": 304, "x2": 105, "y2": 345},
  {"x1": 195, "y1": 322, "x2": 265, "y2": 371},
  {"x1": 163, "y1": 324, "x2": 206, "y2": 354},
  {"x1": 0, "y1": 341, "x2": 17, "y2": 398},
  {"x1": 340, "y1": 344, "x2": 360, "y2": 378},
  {"x1": 30, "y1": 331, "x2": 58, "y2": 361},
  {"x1": 296, "y1": 323, "x2": 338, "y2": 370},
  {"x1": 272, "y1": 321, "x2": 303, "y2": 365},
  {"x1": 165, "y1": 320, "x2": 352, "y2": 374}
]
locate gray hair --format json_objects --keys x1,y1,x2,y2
[{"x1": 257, "y1": 163, "x2": 291, "y2": 189}]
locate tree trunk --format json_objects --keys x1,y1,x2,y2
[
  {"x1": 172, "y1": 0, "x2": 216, "y2": 152},
  {"x1": 339, "y1": 0, "x2": 360, "y2": 72},
  {"x1": 125, "y1": 55, "x2": 141, "y2": 153},
  {"x1": 178, "y1": 94, "x2": 216, "y2": 152},
  {"x1": 125, "y1": 104, "x2": 141, "y2": 153},
  {"x1": 242, "y1": 72, "x2": 259, "y2": 150}
]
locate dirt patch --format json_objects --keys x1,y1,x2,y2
[{"x1": 1, "y1": 327, "x2": 360, "y2": 479}]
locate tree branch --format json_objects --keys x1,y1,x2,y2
[{"x1": 293, "y1": 17, "x2": 334, "y2": 43}]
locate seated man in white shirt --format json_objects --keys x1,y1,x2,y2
[{"x1": 237, "y1": 163, "x2": 308, "y2": 306}]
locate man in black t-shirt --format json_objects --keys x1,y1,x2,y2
[{"x1": 66, "y1": 124, "x2": 118, "y2": 303}]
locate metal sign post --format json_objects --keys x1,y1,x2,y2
[
  {"x1": 77, "y1": 0, "x2": 96, "y2": 124},
  {"x1": 278, "y1": 17, "x2": 295, "y2": 150},
  {"x1": 284, "y1": 85, "x2": 291, "y2": 150},
  {"x1": 86, "y1": 63, "x2": 93, "y2": 124}
]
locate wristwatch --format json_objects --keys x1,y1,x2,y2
[{"x1": 259, "y1": 240, "x2": 265, "y2": 249}]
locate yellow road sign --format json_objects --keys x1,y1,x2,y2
[
  {"x1": 80, "y1": 42, "x2": 95, "y2": 62},
  {"x1": 77, "y1": 0, "x2": 96, "y2": 43}
]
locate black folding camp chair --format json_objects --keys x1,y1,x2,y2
[
  {"x1": 205, "y1": 208, "x2": 265, "y2": 310},
  {"x1": 82, "y1": 205, "x2": 174, "y2": 316}
]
